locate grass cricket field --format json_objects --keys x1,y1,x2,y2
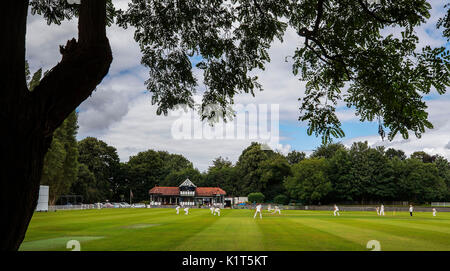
[{"x1": 19, "y1": 208, "x2": 450, "y2": 251}]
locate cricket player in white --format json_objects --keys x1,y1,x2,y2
[
  {"x1": 333, "y1": 204, "x2": 340, "y2": 216},
  {"x1": 376, "y1": 207, "x2": 380, "y2": 215},
  {"x1": 273, "y1": 206, "x2": 281, "y2": 214},
  {"x1": 210, "y1": 205, "x2": 215, "y2": 215},
  {"x1": 380, "y1": 204, "x2": 385, "y2": 216},
  {"x1": 254, "y1": 203, "x2": 263, "y2": 219},
  {"x1": 214, "y1": 207, "x2": 221, "y2": 216},
  {"x1": 176, "y1": 205, "x2": 180, "y2": 214},
  {"x1": 409, "y1": 205, "x2": 413, "y2": 216},
  {"x1": 184, "y1": 207, "x2": 189, "y2": 215},
  {"x1": 432, "y1": 208, "x2": 437, "y2": 217}
]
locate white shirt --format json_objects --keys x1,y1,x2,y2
[
  {"x1": 409, "y1": 206, "x2": 413, "y2": 212},
  {"x1": 214, "y1": 208, "x2": 220, "y2": 212},
  {"x1": 334, "y1": 206, "x2": 339, "y2": 211},
  {"x1": 256, "y1": 205, "x2": 262, "y2": 211}
]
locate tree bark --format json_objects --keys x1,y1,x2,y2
[{"x1": 0, "y1": 0, "x2": 112, "y2": 251}]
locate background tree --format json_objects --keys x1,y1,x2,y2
[
  {"x1": 126, "y1": 150, "x2": 165, "y2": 202},
  {"x1": 162, "y1": 168, "x2": 203, "y2": 187},
  {"x1": 311, "y1": 143, "x2": 346, "y2": 159},
  {"x1": 284, "y1": 158, "x2": 331, "y2": 205},
  {"x1": 325, "y1": 148, "x2": 357, "y2": 202},
  {"x1": 70, "y1": 163, "x2": 97, "y2": 203},
  {"x1": 204, "y1": 157, "x2": 239, "y2": 197},
  {"x1": 398, "y1": 159, "x2": 447, "y2": 203},
  {"x1": 259, "y1": 155, "x2": 291, "y2": 201},
  {"x1": 236, "y1": 143, "x2": 272, "y2": 195},
  {"x1": 433, "y1": 156, "x2": 450, "y2": 200},
  {"x1": 286, "y1": 151, "x2": 306, "y2": 165},
  {"x1": 40, "y1": 111, "x2": 79, "y2": 205},
  {"x1": 273, "y1": 194, "x2": 289, "y2": 205},
  {"x1": 410, "y1": 151, "x2": 436, "y2": 163},
  {"x1": 385, "y1": 148, "x2": 407, "y2": 160},
  {"x1": 75, "y1": 137, "x2": 120, "y2": 203}
]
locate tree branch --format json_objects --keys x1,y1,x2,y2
[
  {"x1": 31, "y1": 0, "x2": 113, "y2": 136},
  {"x1": 357, "y1": 0, "x2": 401, "y2": 24}
]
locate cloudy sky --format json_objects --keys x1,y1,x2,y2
[{"x1": 26, "y1": 0, "x2": 450, "y2": 171}]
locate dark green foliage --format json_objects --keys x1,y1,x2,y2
[
  {"x1": 273, "y1": 194, "x2": 289, "y2": 205},
  {"x1": 126, "y1": 150, "x2": 195, "y2": 201},
  {"x1": 235, "y1": 142, "x2": 290, "y2": 200},
  {"x1": 40, "y1": 111, "x2": 79, "y2": 205},
  {"x1": 248, "y1": 192, "x2": 265, "y2": 203},
  {"x1": 410, "y1": 151, "x2": 436, "y2": 163},
  {"x1": 29, "y1": 0, "x2": 116, "y2": 26},
  {"x1": 67, "y1": 140, "x2": 449, "y2": 205},
  {"x1": 286, "y1": 151, "x2": 306, "y2": 165},
  {"x1": 71, "y1": 137, "x2": 120, "y2": 203},
  {"x1": 311, "y1": 142, "x2": 345, "y2": 159},
  {"x1": 204, "y1": 157, "x2": 239, "y2": 196},
  {"x1": 397, "y1": 158, "x2": 447, "y2": 203},
  {"x1": 284, "y1": 158, "x2": 331, "y2": 204},
  {"x1": 162, "y1": 168, "x2": 203, "y2": 186},
  {"x1": 385, "y1": 148, "x2": 407, "y2": 160}
]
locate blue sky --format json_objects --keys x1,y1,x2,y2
[{"x1": 25, "y1": 0, "x2": 450, "y2": 171}]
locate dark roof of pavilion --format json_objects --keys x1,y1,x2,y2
[{"x1": 148, "y1": 187, "x2": 179, "y2": 196}]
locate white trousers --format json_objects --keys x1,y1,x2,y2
[
  {"x1": 334, "y1": 210, "x2": 340, "y2": 216},
  {"x1": 254, "y1": 210, "x2": 262, "y2": 219}
]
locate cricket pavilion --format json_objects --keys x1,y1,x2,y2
[{"x1": 148, "y1": 179, "x2": 226, "y2": 207}]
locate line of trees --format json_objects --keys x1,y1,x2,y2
[{"x1": 42, "y1": 121, "x2": 450, "y2": 205}]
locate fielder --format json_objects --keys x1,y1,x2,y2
[
  {"x1": 432, "y1": 208, "x2": 437, "y2": 217},
  {"x1": 409, "y1": 205, "x2": 414, "y2": 217},
  {"x1": 176, "y1": 205, "x2": 180, "y2": 215},
  {"x1": 184, "y1": 207, "x2": 189, "y2": 215},
  {"x1": 254, "y1": 203, "x2": 263, "y2": 219},
  {"x1": 333, "y1": 204, "x2": 340, "y2": 216},
  {"x1": 210, "y1": 205, "x2": 215, "y2": 215},
  {"x1": 272, "y1": 205, "x2": 281, "y2": 215},
  {"x1": 214, "y1": 207, "x2": 221, "y2": 216},
  {"x1": 380, "y1": 204, "x2": 385, "y2": 216},
  {"x1": 376, "y1": 207, "x2": 379, "y2": 215}
]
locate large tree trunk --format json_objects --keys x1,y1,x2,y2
[{"x1": 0, "y1": 0, "x2": 112, "y2": 251}]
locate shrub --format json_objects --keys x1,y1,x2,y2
[{"x1": 248, "y1": 192, "x2": 265, "y2": 203}]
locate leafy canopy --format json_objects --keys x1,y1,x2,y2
[{"x1": 30, "y1": 0, "x2": 450, "y2": 143}]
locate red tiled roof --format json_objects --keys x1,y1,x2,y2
[
  {"x1": 148, "y1": 186, "x2": 226, "y2": 196},
  {"x1": 196, "y1": 187, "x2": 226, "y2": 196},
  {"x1": 148, "y1": 187, "x2": 179, "y2": 195}
]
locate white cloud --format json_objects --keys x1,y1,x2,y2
[{"x1": 342, "y1": 94, "x2": 450, "y2": 159}]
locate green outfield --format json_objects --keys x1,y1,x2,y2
[{"x1": 20, "y1": 208, "x2": 450, "y2": 251}]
